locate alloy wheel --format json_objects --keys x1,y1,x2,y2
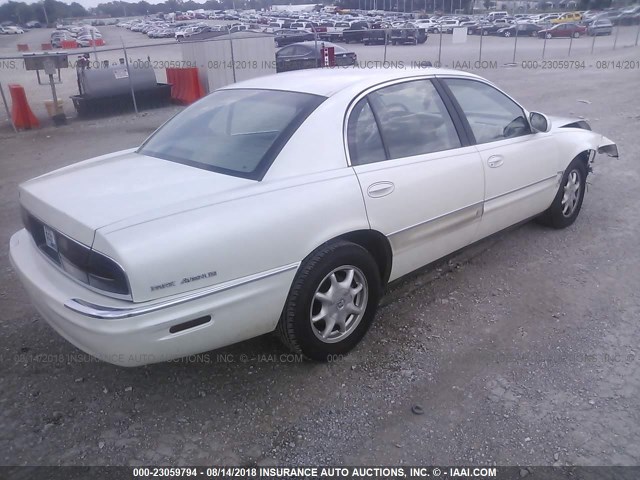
[
  {"x1": 562, "y1": 169, "x2": 582, "y2": 217},
  {"x1": 309, "y1": 265, "x2": 368, "y2": 343}
]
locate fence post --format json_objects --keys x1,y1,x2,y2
[
  {"x1": 613, "y1": 25, "x2": 620, "y2": 50},
  {"x1": 121, "y1": 39, "x2": 138, "y2": 114},
  {"x1": 312, "y1": 24, "x2": 319, "y2": 68},
  {"x1": 591, "y1": 31, "x2": 597, "y2": 54},
  {"x1": 229, "y1": 35, "x2": 237, "y2": 83},
  {"x1": 568, "y1": 33, "x2": 574, "y2": 57},
  {"x1": 512, "y1": 27, "x2": 519, "y2": 64},
  {"x1": 542, "y1": 33, "x2": 548, "y2": 59},
  {"x1": 636, "y1": 22, "x2": 640, "y2": 46},
  {"x1": 91, "y1": 29, "x2": 99, "y2": 64},
  {"x1": 438, "y1": 27, "x2": 443, "y2": 66},
  {"x1": 478, "y1": 27, "x2": 483, "y2": 63},
  {"x1": 383, "y1": 29, "x2": 388, "y2": 63}
]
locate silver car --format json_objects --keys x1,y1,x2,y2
[{"x1": 587, "y1": 18, "x2": 613, "y2": 36}]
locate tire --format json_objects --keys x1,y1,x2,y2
[
  {"x1": 546, "y1": 33, "x2": 552, "y2": 39},
  {"x1": 573, "y1": 31, "x2": 580, "y2": 38},
  {"x1": 277, "y1": 240, "x2": 382, "y2": 361},
  {"x1": 483, "y1": 30, "x2": 489, "y2": 36},
  {"x1": 504, "y1": 31, "x2": 511, "y2": 37},
  {"x1": 536, "y1": 158, "x2": 587, "y2": 229}
]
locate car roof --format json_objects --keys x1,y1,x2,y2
[{"x1": 223, "y1": 68, "x2": 479, "y2": 97}]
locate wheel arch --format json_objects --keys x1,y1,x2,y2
[{"x1": 303, "y1": 230, "x2": 393, "y2": 286}]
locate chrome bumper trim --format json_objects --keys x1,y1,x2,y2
[{"x1": 64, "y1": 262, "x2": 301, "y2": 320}]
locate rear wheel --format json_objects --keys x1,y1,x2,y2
[
  {"x1": 546, "y1": 33, "x2": 552, "y2": 39},
  {"x1": 573, "y1": 31, "x2": 580, "y2": 38},
  {"x1": 277, "y1": 241, "x2": 381, "y2": 360},
  {"x1": 536, "y1": 158, "x2": 587, "y2": 229}
]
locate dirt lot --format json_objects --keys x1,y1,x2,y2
[{"x1": 0, "y1": 44, "x2": 639, "y2": 469}]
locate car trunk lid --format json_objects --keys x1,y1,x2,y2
[{"x1": 19, "y1": 149, "x2": 253, "y2": 246}]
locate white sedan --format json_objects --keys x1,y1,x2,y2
[
  {"x1": 2, "y1": 26, "x2": 25, "y2": 34},
  {"x1": 9, "y1": 69, "x2": 618, "y2": 366}
]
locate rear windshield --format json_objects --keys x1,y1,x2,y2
[{"x1": 139, "y1": 89, "x2": 325, "y2": 180}]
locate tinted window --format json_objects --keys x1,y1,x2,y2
[
  {"x1": 347, "y1": 98, "x2": 386, "y2": 165},
  {"x1": 444, "y1": 78, "x2": 531, "y2": 144},
  {"x1": 139, "y1": 89, "x2": 325, "y2": 180},
  {"x1": 367, "y1": 80, "x2": 461, "y2": 160}
]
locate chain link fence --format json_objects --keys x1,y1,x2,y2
[{"x1": 1, "y1": 22, "x2": 640, "y2": 130}]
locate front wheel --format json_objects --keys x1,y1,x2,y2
[
  {"x1": 536, "y1": 158, "x2": 587, "y2": 229},
  {"x1": 277, "y1": 241, "x2": 381, "y2": 360},
  {"x1": 573, "y1": 31, "x2": 580, "y2": 38},
  {"x1": 546, "y1": 33, "x2": 552, "y2": 39}
]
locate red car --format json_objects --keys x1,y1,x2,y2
[{"x1": 538, "y1": 22, "x2": 587, "y2": 38}]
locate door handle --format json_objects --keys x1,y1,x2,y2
[
  {"x1": 487, "y1": 155, "x2": 504, "y2": 168},
  {"x1": 367, "y1": 181, "x2": 395, "y2": 198}
]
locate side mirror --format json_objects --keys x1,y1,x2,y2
[{"x1": 529, "y1": 111, "x2": 551, "y2": 133}]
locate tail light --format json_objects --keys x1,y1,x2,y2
[{"x1": 22, "y1": 207, "x2": 131, "y2": 298}]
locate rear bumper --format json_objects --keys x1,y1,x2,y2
[{"x1": 9, "y1": 229, "x2": 297, "y2": 367}]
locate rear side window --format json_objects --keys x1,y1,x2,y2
[
  {"x1": 139, "y1": 89, "x2": 325, "y2": 180},
  {"x1": 347, "y1": 98, "x2": 386, "y2": 165},
  {"x1": 367, "y1": 79, "x2": 461, "y2": 160},
  {"x1": 347, "y1": 79, "x2": 462, "y2": 164}
]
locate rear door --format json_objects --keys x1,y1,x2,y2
[{"x1": 347, "y1": 78, "x2": 485, "y2": 281}]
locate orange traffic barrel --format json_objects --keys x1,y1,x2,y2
[
  {"x1": 17, "y1": 44, "x2": 29, "y2": 52},
  {"x1": 8, "y1": 84, "x2": 39, "y2": 130},
  {"x1": 61, "y1": 40, "x2": 78, "y2": 49},
  {"x1": 41, "y1": 43, "x2": 53, "y2": 50}
]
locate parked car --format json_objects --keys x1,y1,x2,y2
[
  {"x1": 587, "y1": 18, "x2": 614, "y2": 36},
  {"x1": 389, "y1": 22, "x2": 427, "y2": 44},
  {"x1": 497, "y1": 23, "x2": 541, "y2": 37},
  {"x1": 466, "y1": 21, "x2": 494, "y2": 35},
  {"x1": 76, "y1": 36, "x2": 98, "y2": 47},
  {"x1": 342, "y1": 21, "x2": 370, "y2": 43},
  {"x1": 616, "y1": 5, "x2": 640, "y2": 25},
  {"x1": 275, "y1": 41, "x2": 356, "y2": 72},
  {"x1": 551, "y1": 12, "x2": 582, "y2": 24},
  {"x1": 362, "y1": 23, "x2": 390, "y2": 45},
  {"x1": 274, "y1": 29, "x2": 316, "y2": 47},
  {"x1": 538, "y1": 22, "x2": 587, "y2": 38},
  {"x1": 50, "y1": 32, "x2": 75, "y2": 47},
  {"x1": 438, "y1": 19, "x2": 460, "y2": 33},
  {"x1": 9, "y1": 68, "x2": 618, "y2": 366},
  {"x1": 3, "y1": 26, "x2": 24, "y2": 34}
]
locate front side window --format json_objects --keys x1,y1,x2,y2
[
  {"x1": 139, "y1": 89, "x2": 325, "y2": 180},
  {"x1": 444, "y1": 78, "x2": 531, "y2": 144}
]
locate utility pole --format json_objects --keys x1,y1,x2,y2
[{"x1": 42, "y1": 2, "x2": 50, "y2": 26}]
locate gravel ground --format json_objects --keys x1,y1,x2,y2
[{"x1": 0, "y1": 46, "x2": 639, "y2": 468}]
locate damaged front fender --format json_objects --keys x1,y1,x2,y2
[
  {"x1": 597, "y1": 138, "x2": 619, "y2": 158},
  {"x1": 547, "y1": 115, "x2": 619, "y2": 172}
]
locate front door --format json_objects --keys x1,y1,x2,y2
[{"x1": 440, "y1": 77, "x2": 560, "y2": 238}]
